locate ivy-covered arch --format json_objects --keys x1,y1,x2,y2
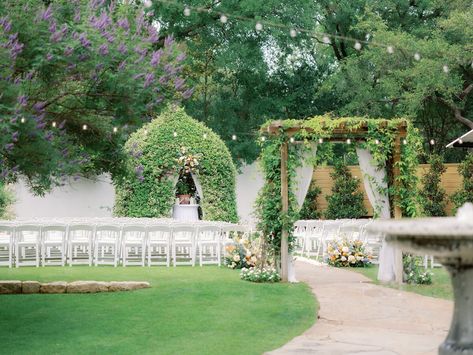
[
  {"x1": 256, "y1": 115, "x2": 422, "y2": 281},
  {"x1": 114, "y1": 106, "x2": 238, "y2": 222}
]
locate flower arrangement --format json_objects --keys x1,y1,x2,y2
[
  {"x1": 403, "y1": 254, "x2": 433, "y2": 285},
  {"x1": 240, "y1": 267, "x2": 281, "y2": 283},
  {"x1": 327, "y1": 239, "x2": 372, "y2": 267},
  {"x1": 177, "y1": 147, "x2": 201, "y2": 174},
  {"x1": 224, "y1": 235, "x2": 259, "y2": 269}
]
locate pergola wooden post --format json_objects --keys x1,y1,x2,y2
[{"x1": 266, "y1": 120, "x2": 407, "y2": 283}]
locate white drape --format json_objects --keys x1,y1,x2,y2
[
  {"x1": 294, "y1": 143, "x2": 317, "y2": 208},
  {"x1": 191, "y1": 173, "x2": 204, "y2": 202},
  {"x1": 355, "y1": 147, "x2": 396, "y2": 282}
]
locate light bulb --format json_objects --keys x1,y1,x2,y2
[
  {"x1": 113, "y1": 127, "x2": 118, "y2": 133},
  {"x1": 20, "y1": 117, "x2": 25, "y2": 123},
  {"x1": 173, "y1": 131, "x2": 177, "y2": 137},
  {"x1": 183, "y1": 7, "x2": 191, "y2": 16},
  {"x1": 459, "y1": 139, "x2": 463, "y2": 144},
  {"x1": 220, "y1": 15, "x2": 227, "y2": 23},
  {"x1": 203, "y1": 133, "x2": 208, "y2": 139},
  {"x1": 443, "y1": 65, "x2": 449, "y2": 73},
  {"x1": 52, "y1": 121, "x2": 56, "y2": 128},
  {"x1": 387, "y1": 46, "x2": 394, "y2": 54},
  {"x1": 414, "y1": 53, "x2": 421, "y2": 61},
  {"x1": 255, "y1": 22, "x2": 263, "y2": 31},
  {"x1": 82, "y1": 124, "x2": 87, "y2": 130},
  {"x1": 430, "y1": 139, "x2": 435, "y2": 145},
  {"x1": 290, "y1": 137, "x2": 295, "y2": 143},
  {"x1": 232, "y1": 134, "x2": 237, "y2": 140},
  {"x1": 403, "y1": 139, "x2": 407, "y2": 145},
  {"x1": 322, "y1": 36, "x2": 331, "y2": 44},
  {"x1": 346, "y1": 138, "x2": 351, "y2": 144},
  {"x1": 260, "y1": 136, "x2": 266, "y2": 142},
  {"x1": 144, "y1": 129, "x2": 148, "y2": 135},
  {"x1": 143, "y1": 0, "x2": 152, "y2": 8},
  {"x1": 318, "y1": 138, "x2": 323, "y2": 144},
  {"x1": 289, "y1": 29, "x2": 297, "y2": 38},
  {"x1": 354, "y1": 42, "x2": 362, "y2": 51},
  {"x1": 375, "y1": 139, "x2": 379, "y2": 145}
]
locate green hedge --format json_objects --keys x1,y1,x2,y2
[{"x1": 114, "y1": 106, "x2": 238, "y2": 222}]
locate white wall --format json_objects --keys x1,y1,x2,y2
[{"x1": 11, "y1": 162, "x2": 265, "y2": 223}]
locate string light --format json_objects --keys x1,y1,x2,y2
[
  {"x1": 20, "y1": 117, "x2": 25, "y2": 123},
  {"x1": 82, "y1": 124, "x2": 87, "y2": 130},
  {"x1": 322, "y1": 36, "x2": 331, "y2": 44},
  {"x1": 403, "y1": 139, "x2": 407, "y2": 145},
  {"x1": 289, "y1": 137, "x2": 295, "y2": 143},
  {"x1": 52, "y1": 121, "x2": 56, "y2": 128},
  {"x1": 354, "y1": 42, "x2": 362, "y2": 51},
  {"x1": 318, "y1": 138, "x2": 323, "y2": 144},
  {"x1": 113, "y1": 127, "x2": 118, "y2": 133},
  {"x1": 144, "y1": 129, "x2": 148, "y2": 135},
  {"x1": 232, "y1": 134, "x2": 237, "y2": 140},
  {"x1": 430, "y1": 139, "x2": 435, "y2": 145},
  {"x1": 203, "y1": 133, "x2": 208, "y2": 139},
  {"x1": 459, "y1": 139, "x2": 463, "y2": 144},
  {"x1": 260, "y1": 136, "x2": 266, "y2": 142},
  {"x1": 220, "y1": 14, "x2": 228, "y2": 24},
  {"x1": 414, "y1": 53, "x2": 421, "y2": 61},
  {"x1": 443, "y1": 65, "x2": 449, "y2": 73},
  {"x1": 183, "y1": 6, "x2": 191, "y2": 16},
  {"x1": 255, "y1": 22, "x2": 263, "y2": 32},
  {"x1": 143, "y1": 0, "x2": 153, "y2": 8},
  {"x1": 346, "y1": 138, "x2": 351, "y2": 144},
  {"x1": 374, "y1": 139, "x2": 379, "y2": 145},
  {"x1": 289, "y1": 29, "x2": 297, "y2": 38},
  {"x1": 386, "y1": 46, "x2": 394, "y2": 54}
]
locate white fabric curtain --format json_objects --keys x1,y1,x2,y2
[
  {"x1": 293, "y1": 143, "x2": 317, "y2": 208},
  {"x1": 191, "y1": 173, "x2": 204, "y2": 202},
  {"x1": 355, "y1": 147, "x2": 396, "y2": 282}
]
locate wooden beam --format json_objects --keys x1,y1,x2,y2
[
  {"x1": 280, "y1": 142, "x2": 289, "y2": 282},
  {"x1": 392, "y1": 135, "x2": 403, "y2": 284}
]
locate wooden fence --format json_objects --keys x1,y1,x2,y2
[{"x1": 312, "y1": 163, "x2": 462, "y2": 216}]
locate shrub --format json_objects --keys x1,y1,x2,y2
[
  {"x1": 0, "y1": 184, "x2": 13, "y2": 219},
  {"x1": 451, "y1": 153, "x2": 473, "y2": 212},
  {"x1": 114, "y1": 106, "x2": 238, "y2": 222},
  {"x1": 419, "y1": 154, "x2": 447, "y2": 217},
  {"x1": 240, "y1": 267, "x2": 281, "y2": 283},
  {"x1": 299, "y1": 183, "x2": 322, "y2": 220},
  {"x1": 403, "y1": 254, "x2": 433, "y2": 285},
  {"x1": 325, "y1": 161, "x2": 367, "y2": 219},
  {"x1": 327, "y1": 239, "x2": 372, "y2": 267}
]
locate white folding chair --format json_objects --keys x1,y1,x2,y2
[
  {"x1": 94, "y1": 225, "x2": 121, "y2": 267},
  {"x1": 0, "y1": 225, "x2": 14, "y2": 268},
  {"x1": 196, "y1": 225, "x2": 221, "y2": 266},
  {"x1": 67, "y1": 224, "x2": 94, "y2": 266},
  {"x1": 147, "y1": 225, "x2": 171, "y2": 267},
  {"x1": 304, "y1": 220, "x2": 324, "y2": 259},
  {"x1": 15, "y1": 225, "x2": 41, "y2": 267},
  {"x1": 293, "y1": 221, "x2": 308, "y2": 255},
  {"x1": 41, "y1": 224, "x2": 67, "y2": 266},
  {"x1": 171, "y1": 225, "x2": 196, "y2": 267},
  {"x1": 220, "y1": 225, "x2": 249, "y2": 258},
  {"x1": 121, "y1": 225, "x2": 146, "y2": 267},
  {"x1": 320, "y1": 221, "x2": 342, "y2": 261}
]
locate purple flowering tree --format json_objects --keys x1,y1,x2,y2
[{"x1": 0, "y1": 0, "x2": 191, "y2": 194}]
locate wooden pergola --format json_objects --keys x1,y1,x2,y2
[{"x1": 265, "y1": 119, "x2": 408, "y2": 282}]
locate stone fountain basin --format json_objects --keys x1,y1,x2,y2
[{"x1": 367, "y1": 217, "x2": 473, "y2": 262}]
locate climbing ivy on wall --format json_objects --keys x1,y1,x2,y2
[
  {"x1": 257, "y1": 115, "x2": 421, "y2": 258},
  {"x1": 114, "y1": 106, "x2": 238, "y2": 222}
]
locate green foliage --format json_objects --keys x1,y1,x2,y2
[
  {"x1": 114, "y1": 106, "x2": 237, "y2": 222},
  {"x1": 175, "y1": 173, "x2": 196, "y2": 195},
  {"x1": 325, "y1": 161, "x2": 367, "y2": 219},
  {"x1": 299, "y1": 183, "x2": 322, "y2": 220},
  {"x1": 451, "y1": 153, "x2": 473, "y2": 211},
  {"x1": 0, "y1": 0, "x2": 188, "y2": 194},
  {"x1": 419, "y1": 154, "x2": 447, "y2": 217},
  {"x1": 0, "y1": 183, "x2": 14, "y2": 219},
  {"x1": 403, "y1": 254, "x2": 433, "y2": 285}
]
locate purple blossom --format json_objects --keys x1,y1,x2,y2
[
  {"x1": 36, "y1": 122, "x2": 46, "y2": 130},
  {"x1": 61, "y1": 148, "x2": 68, "y2": 157},
  {"x1": 176, "y1": 53, "x2": 186, "y2": 62},
  {"x1": 13, "y1": 77, "x2": 21, "y2": 85},
  {"x1": 46, "y1": 53, "x2": 53, "y2": 61},
  {"x1": 78, "y1": 33, "x2": 91, "y2": 48},
  {"x1": 118, "y1": 42, "x2": 127, "y2": 54},
  {"x1": 45, "y1": 131, "x2": 53, "y2": 141},
  {"x1": 164, "y1": 64, "x2": 175, "y2": 75},
  {"x1": 174, "y1": 77, "x2": 185, "y2": 90},
  {"x1": 73, "y1": 9, "x2": 81, "y2": 23},
  {"x1": 64, "y1": 46, "x2": 74, "y2": 56},
  {"x1": 67, "y1": 63, "x2": 77, "y2": 71},
  {"x1": 147, "y1": 25, "x2": 158, "y2": 43},
  {"x1": 102, "y1": 31, "x2": 115, "y2": 43},
  {"x1": 48, "y1": 20, "x2": 57, "y2": 33},
  {"x1": 182, "y1": 88, "x2": 194, "y2": 99},
  {"x1": 40, "y1": 5, "x2": 53, "y2": 21},
  {"x1": 133, "y1": 73, "x2": 145, "y2": 80},
  {"x1": 78, "y1": 53, "x2": 89, "y2": 62},
  {"x1": 90, "y1": 0, "x2": 105, "y2": 10},
  {"x1": 25, "y1": 71, "x2": 34, "y2": 80},
  {"x1": 9, "y1": 40, "x2": 24, "y2": 59},
  {"x1": 59, "y1": 120, "x2": 66, "y2": 129},
  {"x1": 134, "y1": 45, "x2": 147, "y2": 57},
  {"x1": 0, "y1": 17, "x2": 12, "y2": 32},
  {"x1": 12, "y1": 131, "x2": 19, "y2": 142},
  {"x1": 158, "y1": 75, "x2": 168, "y2": 84},
  {"x1": 164, "y1": 35, "x2": 174, "y2": 48},
  {"x1": 4, "y1": 143, "x2": 14, "y2": 151},
  {"x1": 90, "y1": 11, "x2": 112, "y2": 31},
  {"x1": 98, "y1": 43, "x2": 109, "y2": 56},
  {"x1": 17, "y1": 95, "x2": 27, "y2": 107},
  {"x1": 32, "y1": 101, "x2": 46, "y2": 112},
  {"x1": 150, "y1": 50, "x2": 162, "y2": 67},
  {"x1": 135, "y1": 11, "x2": 145, "y2": 34},
  {"x1": 155, "y1": 96, "x2": 164, "y2": 104},
  {"x1": 117, "y1": 18, "x2": 130, "y2": 31},
  {"x1": 118, "y1": 60, "x2": 126, "y2": 71},
  {"x1": 143, "y1": 73, "x2": 154, "y2": 88},
  {"x1": 96, "y1": 63, "x2": 104, "y2": 71}
]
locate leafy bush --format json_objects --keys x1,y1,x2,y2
[
  {"x1": 419, "y1": 154, "x2": 447, "y2": 217},
  {"x1": 299, "y1": 182, "x2": 322, "y2": 220},
  {"x1": 325, "y1": 161, "x2": 367, "y2": 219},
  {"x1": 240, "y1": 267, "x2": 281, "y2": 283},
  {"x1": 403, "y1": 254, "x2": 433, "y2": 285},
  {"x1": 0, "y1": 184, "x2": 14, "y2": 219},
  {"x1": 114, "y1": 106, "x2": 238, "y2": 222},
  {"x1": 451, "y1": 153, "x2": 473, "y2": 212},
  {"x1": 327, "y1": 239, "x2": 372, "y2": 267}
]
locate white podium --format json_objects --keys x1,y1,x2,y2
[{"x1": 172, "y1": 204, "x2": 199, "y2": 221}]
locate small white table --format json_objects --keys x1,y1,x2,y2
[{"x1": 172, "y1": 204, "x2": 199, "y2": 221}]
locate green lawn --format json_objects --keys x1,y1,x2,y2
[
  {"x1": 352, "y1": 265, "x2": 453, "y2": 300},
  {"x1": 0, "y1": 266, "x2": 316, "y2": 355}
]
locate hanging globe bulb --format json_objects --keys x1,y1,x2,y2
[
  {"x1": 183, "y1": 7, "x2": 191, "y2": 17},
  {"x1": 322, "y1": 36, "x2": 331, "y2": 44},
  {"x1": 143, "y1": 0, "x2": 152, "y2": 8},
  {"x1": 255, "y1": 22, "x2": 263, "y2": 31},
  {"x1": 220, "y1": 14, "x2": 228, "y2": 24},
  {"x1": 387, "y1": 46, "x2": 394, "y2": 54},
  {"x1": 289, "y1": 29, "x2": 297, "y2": 38},
  {"x1": 354, "y1": 42, "x2": 362, "y2": 51},
  {"x1": 414, "y1": 53, "x2": 421, "y2": 61}
]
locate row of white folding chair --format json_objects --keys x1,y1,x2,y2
[{"x1": 0, "y1": 223, "x2": 250, "y2": 268}]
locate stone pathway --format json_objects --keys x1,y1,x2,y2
[{"x1": 269, "y1": 260, "x2": 453, "y2": 355}]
